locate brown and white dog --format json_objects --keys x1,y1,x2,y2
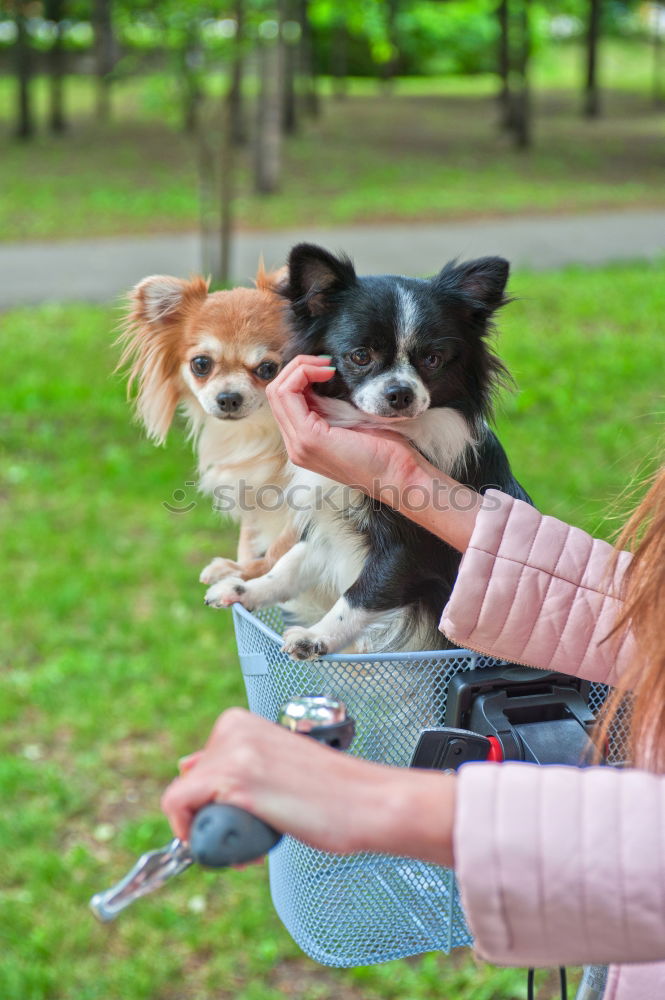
[{"x1": 118, "y1": 265, "x2": 296, "y2": 584}]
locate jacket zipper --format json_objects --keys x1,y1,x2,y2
[{"x1": 440, "y1": 628, "x2": 538, "y2": 671}]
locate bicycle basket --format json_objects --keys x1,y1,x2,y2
[{"x1": 231, "y1": 604, "x2": 613, "y2": 968}]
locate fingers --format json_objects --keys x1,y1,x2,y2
[
  {"x1": 163, "y1": 709, "x2": 267, "y2": 842},
  {"x1": 178, "y1": 750, "x2": 203, "y2": 774},
  {"x1": 161, "y1": 772, "x2": 224, "y2": 843},
  {"x1": 266, "y1": 356, "x2": 336, "y2": 450},
  {"x1": 268, "y1": 355, "x2": 335, "y2": 404},
  {"x1": 270, "y1": 353, "x2": 334, "y2": 392}
]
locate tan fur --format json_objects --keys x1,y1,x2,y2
[
  {"x1": 200, "y1": 523, "x2": 298, "y2": 584},
  {"x1": 116, "y1": 266, "x2": 296, "y2": 581},
  {"x1": 239, "y1": 523, "x2": 299, "y2": 580}
]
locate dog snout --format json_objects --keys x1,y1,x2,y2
[
  {"x1": 384, "y1": 384, "x2": 414, "y2": 411},
  {"x1": 216, "y1": 391, "x2": 243, "y2": 413}
]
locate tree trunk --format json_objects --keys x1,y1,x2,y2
[
  {"x1": 198, "y1": 124, "x2": 217, "y2": 279},
  {"x1": 282, "y1": 0, "x2": 298, "y2": 134},
  {"x1": 584, "y1": 0, "x2": 601, "y2": 118},
  {"x1": 228, "y1": 0, "x2": 247, "y2": 145},
  {"x1": 179, "y1": 25, "x2": 202, "y2": 135},
  {"x1": 654, "y1": 11, "x2": 665, "y2": 107},
  {"x1": 44, "y1": 0, "x2": 66, "y2": 133},
  {"x1": 298, "y1": 0, "x2": 319, "y2": 117},
  {"x1": 331, "y1": 21, "x2": 348, "y2": 100},
  {"x1": 381, "y1": 0, "x2": 400, "y2": 87},
  {"x1": 14, "y1": 3, "x2": 33, "y2": 140},
  {"x1": 497, "y1": 0, "x2": 512, "y2": 129},
  {"x1": 92, "y1": 0, "x2": 116, "y2": 122},
  {"x1": 198, "y1": 84, "x2": 237, "y2": 284},
  {"x1": 219, "y1": 92, "x2": 235, "y2": 286},
  {"x1": 509, "y1": 0, "x2": 531, "y2": 149},
  {"x1": 254, "y1": 33, "x2": 284, "y2": 194},
  {"x1": 182, "y1": 69, "x2": 200, "y2": 134}
]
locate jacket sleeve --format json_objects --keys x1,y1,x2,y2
[
  {"x1": 440, "y1": 490, "x2": 635, "y2": 686},
  {"x1": 454, "y1": 761, "x2": 665, "y2": 966}
]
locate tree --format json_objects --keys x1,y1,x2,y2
[
  {"x1": 298, "y1": 0, "x2": 319, "y2": 117},
  {"x1": 330, "y1": 17, "x2": 348, "y2": 98},
  {"x1": 494, "y1": 0, "x2": 532, "y2": 148},
  {"x1": 228, "y1": 0, "x2": 248, "y2": 144},
  {"x1": 45, "y1": 0, "x2": 66, "y2": 133},
  {"x1": 380, "y1": 0, "x2": 400, "y2": 85},
  {"x1": 281, "y1": 0, "x2": 299, "y2": 133},
  {"x1": 511, "y1": 0, "x2": 532, "y2": 148},
  {"x1": 497, "y1": 0, "x2": 511, "y2": 127},
  {"x1": 198, "y1": 89, "x2": 236, "y2": 285},
  {"x1": 12, "y1": 1, "x2": 34, "y2": 140},
  {"x1": 584, "y1": 0, "x2": 601, "y2": 117},
  {"x1": 253, "y1": 7, "x2": 285, "y2": 193},
  {"x1": 92, "y1": 0, "x2": 117, "y2": 121},
  {"x1": 650, "y1": 2, "x2": 664, "y2": 106},
  {"x1": 175, "y1": 17, "x2": 203, "y2": 134}
]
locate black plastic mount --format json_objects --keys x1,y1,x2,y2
[
  {"x1": 410, "y1": 727, "x2": 492, "y2": 771},
  {"x1": 445, "y1": 665, "x2": 596, "y2": 767}
]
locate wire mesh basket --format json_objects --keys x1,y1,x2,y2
[{"x1": 231, "y1": 604, "x2": 613, "y2": 968}]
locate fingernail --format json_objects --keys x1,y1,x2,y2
[{"x1": 318, "y1": 354, "x2": 332, "y2": 361}]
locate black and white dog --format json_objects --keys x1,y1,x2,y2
[{"x1": 205, "y1": 243, "x2": 531, "y2": 659}]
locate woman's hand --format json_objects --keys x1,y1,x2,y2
[
  {"x1": 265, "y1": 355, "x2": 485, "y2": 552},
  {"x1": 161, "y1": 707, "x2": 456, "y2": 868},
  {"x1": 265, "y1": 355, "x2": 423, "y2": 498}
]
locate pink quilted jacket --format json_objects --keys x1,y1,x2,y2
[{"x1": 440, "y1": 491, "x2": 665, "y2": 1000}]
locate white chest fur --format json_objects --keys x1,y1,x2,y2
[
  {"x1": 285, "y1": 400, "x2": 478, "y2": 612},
  {"x1": 186, "y1": 401, "x2": 290, "y2": 548},
  {"x1": 289, "y1": 465, "x2": 370, "y2": 595}
]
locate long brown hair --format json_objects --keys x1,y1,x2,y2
[{"x1": 598, "y1": 465, "x2": 665, "y2": 770}]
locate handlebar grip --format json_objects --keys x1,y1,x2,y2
[
  {"x1": 189, "y1": 803, "x2": 281, "y2": 869},
  {"x1": 189, "y1": 703, "x2": 355, "y2": 869}
]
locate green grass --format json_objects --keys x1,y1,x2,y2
[
  {"x1": 1, "y1": 38, "x2": 664, "y2": 242},
  {"x1": 2, "y1": 258, "x2": 664, "y2": 999}
]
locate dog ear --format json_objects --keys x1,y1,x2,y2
[
  {"x1": 132, "y1": 274, "x2": 209, "y2": 325},
  {"x1": 254, "y1": 261, "x2": 290, "y2": 295},
  {"x1": 117, "y1": 275, "x2": 208, "y2": 444},
  {"x1": 287, "y1": 243, "x2": 357, "y2": 316},
  {"x1": 435, "y1": 257, "x2": 510, "y2": 315}
]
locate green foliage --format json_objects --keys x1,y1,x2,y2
[
  {"x1": 1, "y1": 260, "x2": 664, "y2": 998},
  {"x1": 1, "y1": 46, "x2": 663, "y2": 241},
  {"x1": 396, "y1": 0, "x2": 503, "y2": 76},
  {"x1": 0, "y1": 0, "x2": 651, "y2": 67}
]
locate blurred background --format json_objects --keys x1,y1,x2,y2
[{"x1": 1, "y1": 2, "x2": 664, "y2": 999}]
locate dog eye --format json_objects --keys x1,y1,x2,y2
[
  {"x1": 350, "y1": 348, "x2": 371, "y2": 366},
  {"x1": 422, "y1": 352, "x2": 443, "y2": 370},
  {"x1": 255, "y1": 360, "x2": 278, "y2": 381},
  {"x1": 191, "y1": 356, "x2": 213, "y2": 377}
]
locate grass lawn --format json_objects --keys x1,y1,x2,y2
[
  {"x1": 2, "y1": 258, "x2": 665, "y2": 1000},
  {"x1": 1, "y1": 39, "x2": 664, "y2": 242}
]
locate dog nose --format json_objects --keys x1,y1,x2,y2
[
  {"x1": 216, "y1": 391, "x2": 243, "y2": 413},
  {"x1": 385, "y1": 384, "x2": 413, "y2": 411}
]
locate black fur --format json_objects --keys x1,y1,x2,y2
[{"x1": 284, "y1": 243, "x2": 532, "y2": 649}]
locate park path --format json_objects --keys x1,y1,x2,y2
[{"x1": 1, "y1": 207, "x2": 664, "y2": 309}]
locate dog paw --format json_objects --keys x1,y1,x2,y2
[
  {"x1": 204, "y1": 577, "x2": 254, "y2": 610},
  {"x1": 282, "y1": 627, "x2": 330, "y2": 661},
  {"x1": 199, "y1": 557, "x2": 241, "y2": 585}
]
